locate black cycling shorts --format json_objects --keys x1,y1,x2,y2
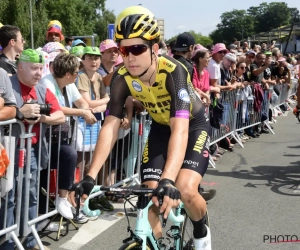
[{"x1": 141, "y1": 122, "x2": 211, "y2": 183}]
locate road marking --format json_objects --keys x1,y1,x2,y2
[
  {"x1": 60, "y1": 199, "x2": 136, "y2": 250},
  {"x1": 293, "y1": 185, "x2": 300, "y2": 194}
]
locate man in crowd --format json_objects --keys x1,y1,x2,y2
[
  {"x1": 0, "y1": 49, "x2": 65, "y2": 250},
  {"x1": 0, "y1": 68, "x2": 16, "y2": 120},
  {"x1": 243, "y1": 50, "x2": 256, "y2": 82},
  {"x1": 0, "y1": 25, "x2": 25, "y2": 75},
  {"x1": 172, "y1": 32, "x2": 195, "y2": 77},
  {"x1": 65, "y1": 36, "x2": 74, "y2": 51}
]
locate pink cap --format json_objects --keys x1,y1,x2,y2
[
  {"x1": 192, "y1": 44, "x2": 208, "y2": 59},
  {"x1": 42, "y1": 42, "x2": 66, "y2": 54},
  {"x1": 211, "y1": 43, "x2": 227, "y2": 55},
  {"x1": 99, "y1": 39, "x2": 118, "y2": 53}
]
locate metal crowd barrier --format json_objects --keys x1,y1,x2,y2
[
  {"x1": 271, "y1": 83, "x2": 292, "y2": 114},
  {"x1": 210, "y1": 89, "x2": 244, "y2": 149},
  {"x1": 17, "y1": 112, "x2": 150, "y2": 250},
  {"x1": 0, "y1": 119, "x2": 27, "y2": 250}
]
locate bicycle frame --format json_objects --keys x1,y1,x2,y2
[{"x1": 134, "y1": 195, "x2": 185, "y2": 250}]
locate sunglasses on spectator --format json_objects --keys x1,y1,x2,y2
[
  {"x1": 239, "y1": 67, "x2": 246, "y2": 69},
  {"x1": 218, "y1": 50, "x2": 227, "y2": 55},
  {"x1": 247, "y1": 55, "x2": 254, "y2": 59},
  {"x1": 13, "y1": 38, "x2": 25, "y2": 43},
  {"x1": 119, "y1": 44, "x2": 149, "y2": 57}
]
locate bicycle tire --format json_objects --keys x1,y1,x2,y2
[
  {"x1": 180, "y1": 210, "x2": 210, "y2": 250},
  {"x1": 118, "y1": 240, "x2": 152, "y2": 250}
]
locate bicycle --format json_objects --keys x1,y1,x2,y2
[{"x1": 81, "y1": 185, "x2": 210, "y2": 250}]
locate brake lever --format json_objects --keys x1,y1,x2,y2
[{"x1": 158, "y1": 193, "x2": 168, "y2": 228}]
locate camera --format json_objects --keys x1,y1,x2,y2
[{"x1": 25, "y1": 100, "x2": 52, "y2": 120}]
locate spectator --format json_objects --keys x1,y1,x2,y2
[
  {"x1": 0, "y1": 49, "x2": 65, "y2": 250},
  {"x1": 69, "y1": 45, "x2": 85, "y2": 59},
  {"x1": 0, "y1": 68, "x2": 16, "y2": 120},
  {"x1": 207, "y1": 43, "x2": 227, "y2": 88},
  {"x1": 71, "y1": 39, "x2": 86, "y2": 47},
  {"x1": 98, "y1": 39, "x2": 119, "y2": 77},
  {"x1": 158, "y1": 40, "x2": 167, "y2": 55},
  {"x1": 220, "y1": 53, "x2": 237, "y2": 90},
  {"x1": 46, "y1": 20, "x2": 64, "y2": 43},
  {"x1": 0, "y1": 25, "x2": 25, "y2": 75},
  {"x1": 173, "y1": 32, "x2": 195, "y2": 77},
  {"x1": 242, "y1": 41, "x2": 249, "y2": 53},
  {"x1": 244, "y1": 50, "x2": 256, "y2": 82},
  {"x1": 65, "y1": 36, "x2": 74, "y2": 51},
  {"x1": 39, "y1": 53, "x2": 96, "y2": 221},
  {"x1": 191, "y1": 48, "x2": 213, "y2": 105}
]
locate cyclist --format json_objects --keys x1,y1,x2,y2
[{"x1": 71, "y1": 6, "x2": 211, "y2": 250}]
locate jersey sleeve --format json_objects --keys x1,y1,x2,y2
[
  {"x1": 0, "y1": 69, "x2": 16, "y2": 106},
  {"x1": 166, "y1": 64, "x2": 192, "y2": 119},
  {"x1": 107, "y1": 72, "x2": 131, "y2": 119}
]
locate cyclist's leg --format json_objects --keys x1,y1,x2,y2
[
  {"x1": 140, "y1": 128, "x2": 169, "y2": 238},
  {"x1": 176, "y1": 128, "x2": 211, "y2": 249}
]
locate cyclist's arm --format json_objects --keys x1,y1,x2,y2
[
  {"x1": 87, "y1": 74, "x2": 131, "y2": 179},
  {"x1": 160, "y1": 68, "x2": 190, "y2": 182}
]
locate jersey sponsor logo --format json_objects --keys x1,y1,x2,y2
[
  {"x1": 132, "y1": 80, "x2": 142, "y2": 92},
  {"x1": 157, "y1": 94, "x2": 170, "y2": 99},
  {"x1": 178, "y1": 88, "x2": 190, "y2": 103},
  {"x1": 193, "y1": 131, "x2": 208, "y2": 154},
  {"x1": 183, "y1": 160, "x2": 199, "y2": 168},
  {"x1": 144, "y1": 175, "x2": 160, "y2": 180},
  {"x1": 163, "y1": 61, "x2": 174, "y2": 68},
  {"x1": 135, "y1": 94, "x2": 146, "y2": 99},
  {"x1": 143, "y1": 168, "x2": 162, "y2": 175},
  {"x1": 142, "y1": 139, "x2": 149, "y2": 163}
]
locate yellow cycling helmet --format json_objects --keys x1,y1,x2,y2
[
  {"x1": 115, "y1": 6, "x2": 160, "y2": 43},
  {"x1": 0, "y1": 23, "x2": 3, "y2": 28}
]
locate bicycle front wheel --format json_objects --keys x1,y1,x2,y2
[{"x1": 119, "y1": 240, "x2": 152, "y2": 250}]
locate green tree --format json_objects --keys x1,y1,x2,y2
[
  {"x1": 209, "y1": 9, "x2": 254, "y2": 45},
  {"x1": 166, "y1": 30, "x2": 213, "y2": 47},
  {"x1": 247, "y1": 2, "x2": 295, "y2": 33}
]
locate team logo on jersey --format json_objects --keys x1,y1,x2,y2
[
  {"x1": 178, "y1": 88, "x2": 190, "y2": 103},
  {"x1": 132, "y1": 80, "x2": 142, "y2": 92}
]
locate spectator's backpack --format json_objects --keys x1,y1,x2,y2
[{"x1": 253, "y1": 83, "x2": 264, "y2": 112}]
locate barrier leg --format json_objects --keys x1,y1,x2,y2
[
  {"x1": 209, "y1": 154, "x2": 216, "y2": 168},
  {"x1": 264, "y1": 121, "x2": 275, "y2": 135},
  {"x1": 30, "y1": 225, "x2": 44, "y2": 250},
  {"x1": 232, "y1": 132, "x2": 244, "y2": 149},
  {"x1": 10, "y1": 231, "x2": 25, "y2": 250}
]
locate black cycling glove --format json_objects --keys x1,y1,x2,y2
[
  {"x1": 71, "y1": 175, "x2": 95, "y2": 196},
  {"x1": 153, "y1": 178, "x2": 181, "y2": 202}
]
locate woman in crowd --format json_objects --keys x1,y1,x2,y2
[{"x1": 39, "y1": 53, "x2": 96, "y2": 220}]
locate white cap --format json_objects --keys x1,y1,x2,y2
[{"x1": 224, "y1": 53, "x2": 237, "y2": 63}]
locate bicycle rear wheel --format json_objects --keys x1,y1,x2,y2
[
  {"x1": 119, "y1": 240, "x2": 152, "y2": 250},
  {"x1": 180, "y1": 210, "x2": 210, "y2": 250}
]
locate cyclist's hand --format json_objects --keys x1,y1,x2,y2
[
  {"x1": 152, "y1": 179, "x2": 181, "y2": 219},
  {"x1": 69, "y1": 175, "x2": 95, "y2": 207}
]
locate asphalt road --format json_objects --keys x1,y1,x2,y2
[{"x1": 40, "y1": 111, "x2": 300, "y2": 250}]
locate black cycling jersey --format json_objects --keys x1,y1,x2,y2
[{"x1": 108, "y1": 55, "x2": 207, "y2": 132}]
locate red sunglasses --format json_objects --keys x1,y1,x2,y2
[{"x1": 119, "y1": 44, "x2": 149, "y2": 57}]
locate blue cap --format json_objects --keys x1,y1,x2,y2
[{"x1": 71, "y1": 39, "x2": 86, "y2": 47}]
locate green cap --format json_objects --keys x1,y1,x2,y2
[
  {"x1": 83, "y1": 46, "x2": 101, "y2": 56},
  {"x1": 264, "y1": 51, "x2": 272, "y2": 55},
  {"x1": 70, "y1": 45, "x2": 84, "y2": 57},
  {"x1": 19, "y1": 49, "x2": 44, "y2": 64}
]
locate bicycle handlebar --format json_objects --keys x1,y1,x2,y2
[{"x1": 99, "y1": 185, "x2": 154, "y2": 195}]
